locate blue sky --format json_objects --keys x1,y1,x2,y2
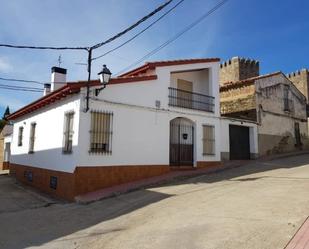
[{"x1": 0, "y1": 0, "x2": 308, "y2": 115}]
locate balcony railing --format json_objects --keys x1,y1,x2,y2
[{"x1": 168, "y1": 87, "x2": 215, "y2": 112}]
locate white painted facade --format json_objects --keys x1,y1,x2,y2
[
  {"x1": 9, "y1": 60, "x2": 258, "y2": 173},
  {"x1": 220, "y1": 117, "x2": 259, "y2": 159}
]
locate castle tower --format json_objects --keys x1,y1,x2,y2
[
  {"x1": 219, "y1": 57, "x2": 259, "y2": 85},
  {"x1": 287, "y1": 69, "x2": 309, "y2": 102}
]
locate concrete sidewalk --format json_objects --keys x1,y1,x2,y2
[
  {"x1": 76, "y1": 151, "x2": 309, "y2": 204},
  {"x1": 75, "y1": 160, "x2": 249, "y2": 203}
]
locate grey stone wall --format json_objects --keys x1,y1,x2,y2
[
  {"x1": 219, "y1": 57, "x2": 259, "y2": 85},
  {"x1": 287, "y1": 69, "x2": 309, "y2": 102}
]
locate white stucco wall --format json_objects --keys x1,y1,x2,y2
[
  {"x1": 10, "y1": 61, "x2": 230, "y2": 172},
  {"x1": 77, "y1": 99, "x2": 222, "y2": 167},
  {"x1": 220, "y1": 117, "x2": 258, "y2": 156},
  {"x1": 10, "y1": 95, "x2": 81, "y2": 173},
  {"x1": 3, "y1": 135, "x2": 12, "y2": 162}
]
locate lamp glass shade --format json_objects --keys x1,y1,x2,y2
[{"x1": 98, "y1": 65, "x2": 112, "y2": 85}]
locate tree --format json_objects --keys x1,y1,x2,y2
[
  {"x1": 2, "y1": 106, "x2": 10, "y2": 120},
  {"x1": 0, "y1": 106, "x2": 10, "y2": 131},
  {"x1": 0, "y1": 119, "x2": 5, "y2": 131}
]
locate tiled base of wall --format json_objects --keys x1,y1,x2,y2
[
  {"x1": 10, "y1": 164, "x2": 170, "y2": 201},
  {"x1": 10, "y1": 164, "x2": 75, "y2": 201},
  {"x1": 10, "y1": 161, "x2": 222, "y2": 201},
  {"x1": 196, "y1": 161, "x2": 222, "y2": 168},
  {"x1": 1, "y1": 162, "x2": 10, "y2": 170}
]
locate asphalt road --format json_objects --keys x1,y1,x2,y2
[{"x1": 1, "y1": 154, "x2": 309, "y2": 249}]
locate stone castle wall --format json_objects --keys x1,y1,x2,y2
[
  {"x1": 287, "y1": 69, "x2": 309, "y2": 101},
  {"x1": 219, "y1": 57, "x2": 259, "y2": 85}
]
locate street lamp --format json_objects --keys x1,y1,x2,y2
[{"x1": 95, "y1": 64, "x2": 112, "y2": 96}]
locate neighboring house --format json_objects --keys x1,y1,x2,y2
[
  {"x1": 7, "y1": 59, "x2": 258, "y2": 201},
  {"x1": 287, "y1": 69, "x2": 309, "y2": 104},
  {"x1": 220, "y1": 57, "x2": 308, "y2": 156},
  {"x1": 0, "y1": 124, "x2": 13, "y2": 170}
]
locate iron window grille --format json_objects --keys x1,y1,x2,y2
[
  {"x1": 18, "y1": 126, "x2": 23, "y2": 146},
  {"x1": 28, "y1": 123, "x2": 36, "y2": 154},
  {"x1": 202, "y1": 125, "x2": 215, "y2": 155},
  {"x1": 168, "y1": 87, "x2": 215, "y2": 112},
  {"x1": 89, "y1": 111, "x2": 113, "y2": 154},
  {"x1": 63, "y1": 112, "x2": 74, "y2": 154}
]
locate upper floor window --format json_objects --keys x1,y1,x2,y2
[
  {"x1": 63, "y1": 112, "x2": 74, "y2": 154},
  {"x1": 283, "y1": 85, "x2": 291, "y2": 111},
  {"x1": 18, "y1": 127, "x2": 23, "y2": 146},
  {"x1": 89, "y1": 111, "x2": 113, "y2": 154},
  {"x1": 29, "y1": 123, "x2": 36, "y2": 153},
  {"x1": 202, "y1": 125, "x2": 215, "y2": 155}
]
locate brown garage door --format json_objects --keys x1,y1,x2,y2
[{"x1": 229, "y1": 125, "x2": 250, "y2": 160}]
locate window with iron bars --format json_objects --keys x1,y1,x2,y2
[
  {"x1": 18, "y1": 126, "x2": 23, "y2": 146},
  {"x1": 63, "y1": 112, "x2": 74, "y2": 153},
  {"x1": 202, "y1": 125, "x2": 215, "y2": 155},
  {"x1": 29, "y1": 123, "x2": 36, "y2": 153},
  {"x1": 89, "y1": 111, "x2": 113, "y2": 154}
]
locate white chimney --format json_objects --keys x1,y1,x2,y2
[
  {"x1": 51, "y1": 67, "x2": 67, "y2": 91},
  {"x1": 43, "y1": 83, "x2": 51, "y2": 96}
]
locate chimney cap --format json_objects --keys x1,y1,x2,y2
[
  {"x1": 51, "y1": 67, "x2": 67, "y2": 74},
  {"x1": 44, "y1": 83, "x2": 51, "y2": 88}
]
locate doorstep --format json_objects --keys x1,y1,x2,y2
[{"x1": 75, "y1": 161, "x2": 246, "y2": 204}]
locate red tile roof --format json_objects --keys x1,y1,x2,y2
[
  {"x1": 7, "y1": 75, "x2": 157, "y2": 120},
  {"x1": 119, "y1": 58, "x2": 220, "y2": 77},
  {"x1": 8, "y1": 58, "x2": 219, "y2": 120}
]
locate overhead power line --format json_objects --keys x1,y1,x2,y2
[
  {"x1": 91, "y1": 0, "x2": 173, "y2": 50},
  {"x1": 0, "y1": 85, "x2": 43, "y2": 92},
  {"x1": 92, "y1": 0, "x2": 184, "y2": 61},
  {"x1": 0, "y1": 0, "x2": 173, "y2": 52},
  {"x1": 116, "y1": 0, "x2": 229, "y2": 76},
  {"x1": 0, "y1": 83, "x2": 42, "y2": 90},
  {"x1": 0, "y1": 76, "x2": 44, "y2": 85}
]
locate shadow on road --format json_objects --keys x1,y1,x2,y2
[{"x1": 0, "y1": 154, "x2": 308, "y2": 249}]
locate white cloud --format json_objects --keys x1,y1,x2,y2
[{"x1": 0, "y1": 57, "x2": 12, "y2": 72}]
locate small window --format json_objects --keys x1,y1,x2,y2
[
  {"x1": 63, "y1": 112, "x2": 74, "y2": 153},
  {"x1": 90, "y1": 111, "x2": 113, "y2": 154},
  {"x1": 203, "y1": 125, "x2": 215, "y2": 155},
  {"x1": 50, "y1": 176, "x2": 58, "y2": 189},
  {"x1": 283, "y1": 85, "x2": 290, "y2": 111},
  {"x1": 18, "y1": 127, "x2": 23, "y2": 146},
  {"x1": 24, "y1": 171, "x2": 33, "y2": 182},
  {"x1": 29, "y1": 123, "x2": 36, "y2": 153}
]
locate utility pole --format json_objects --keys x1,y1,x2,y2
[{"x1": 85, "y1": 48, "x2": 93, "y2": 112}]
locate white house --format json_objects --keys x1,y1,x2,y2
[
  {"x1": 0, "y1": 124, "x2": 13, "y2": 170},
  {"x1": 8, "y1": 59, "x2": 258, "y2": 201}
]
